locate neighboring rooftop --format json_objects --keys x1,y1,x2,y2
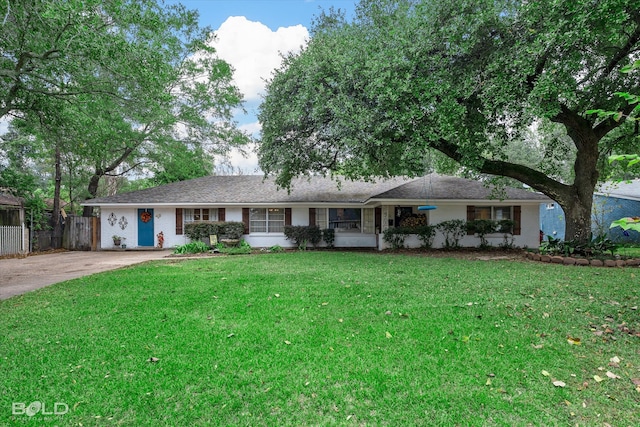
[
  {"x1": 597, "y1": 179, "x2": 640, "y2": 202},
  {"x1": 0, "y1": 191, "x2": 23, "y2": 207}
]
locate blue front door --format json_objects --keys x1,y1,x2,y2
[{"x1": 138, "y1": 209, "x2": 154, "y2": 247}]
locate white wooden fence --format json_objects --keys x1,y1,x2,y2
[{"x1": 0, "y1": 225, "x2": 25, "y2": 256}]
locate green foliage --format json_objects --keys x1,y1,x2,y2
[
  {"x1": 413, "y1": 225, "x2": 437, "y2": 249},
  {"x1": 268, "y1": 245, "x2": 284, "y2": 253},
  {"x1": 611, "y1": 216, "x2": 640, "y2": 234},
  {"x1": 283, "y1": 225, "x2": 322, "y2": 249},
  {"x1": 382, "y1": 227, "x2": 408, "y2": 249},
  {"x1": 1, "y1": 0, "x2": 249, "y2": 216},
  {"x1": 173, "y1": 241, "x2": 211, "y2": 254},
  {"x1": 322, "y1": 228, "x2": 335, "y2": 248},
  {"x1": 539, "y1": 235, "x2": 617, "y2": 257},
  {"x1": 437, "y1": 220, "x2": 466, "y2": 249},
  {"x1": 467, "y1": 219, "x2": 499, "y2": 249},
  {"x1": 184, "y1": 221, "x2": 245, "y2": 242},
  {"x1": 258, "y1": 0, "x2": 640, "y2": 243},
  {"x1": 383, "y1": 224, "x2": 437, "y2": 249},
  {"x1": 216, "y1": 239, "x2": 252, "y2": 255}
]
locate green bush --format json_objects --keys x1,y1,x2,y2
[
  {"x1": 383, "y1": 226, "x2": 410, "y2": 249},
  {"x1": 467, "y1": 219, "x2": 498, "y2": 249},
  {"x1": 322, "y1": 228, "x2": 335, "y2": 248},
  {"x1": 173, "y1": 241, "x2": 211, "y2": 254},
  {"x1": 216, "y1": 240, "x2": 252, "y2": 255},
  {"x1": 283, "y1": 226, "x2": 322, "y2": 249},
  {"x1": 184, "y1": 221, "x2": 245, "y2": 241},
  {"x1": 539, "y1": 235, "x2": 618, "y2": 257},
  {"x1": 437, "y1": 220, "x2": 466, "y2": 249},
  {"x1": 413, "y1": 225, "x2": 437, "y2": 248}
]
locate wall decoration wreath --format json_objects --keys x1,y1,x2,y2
[{"x1": 140, "y1": 211, "x2": 152, "y2": 223}]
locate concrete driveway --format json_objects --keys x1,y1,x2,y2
[{"x1": 0, "y1": 250, "x2": 170, "y2": 300}]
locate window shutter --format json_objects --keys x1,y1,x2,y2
[
  {"x1": 176, "y1": 208, "x2": 183, "y2": 235},
  {"x1": 285, "y1": 208, "x2": 292, "y2": 226},
  {"x1": 309, "y1": 208, "x2": 316, "y2": 226},
  {"x1": 242, "y1": 208, "x2": 250, "y2": 234},
  {"x1": 466, "y1": 205, "x2": 475, "y2": 235},
  {"x1": 375, "y1": 207, "x2": 382, "y2": 232},
  {"x1": 513, "y1": 206, "x2": 521, "y2": 235},
  {"x1": 218, "y1": 208, "x2": 225, "y2": 222}
]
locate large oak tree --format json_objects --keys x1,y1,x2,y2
[{"x1": 258, "y1": 0, "x2": 640, "y2": 243}]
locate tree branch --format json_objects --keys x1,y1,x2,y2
[{"x1": 430, "y1": 137, "x2": 572, "y2": 201}]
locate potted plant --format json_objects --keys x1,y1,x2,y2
[{"x1": 112, "y1": 235, "x2": 122, "y2": 246}]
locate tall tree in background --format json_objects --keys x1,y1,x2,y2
[
  {"x1": 259, "y1": 0, "x2": 640, "y2": 243},
  {"x1": 1, "y1": 0, "x2": 248, "y2": 244}
]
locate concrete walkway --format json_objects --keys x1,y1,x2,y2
[{"x1": 0, "y1": 250, "x2": 170, "y2": 300}]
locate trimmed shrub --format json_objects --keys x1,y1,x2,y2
[
  {"x1": 283, "y1": 225, "x2": 322, "y2": 249},
  {"x1": 184, "y1": 221, "x2": 245, "y2": 242}
]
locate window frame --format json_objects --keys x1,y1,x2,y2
[
  {"x1": 314, "y1": 208, "x2": 374, "y2": 234},
  {"x1": 249, "y1": 207, "x2": 286, "y2": 234},
  {"x1": 184, "y1": 208, "x2": 218, "y2": 223}
]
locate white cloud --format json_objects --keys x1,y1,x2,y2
[
  {"x1": 212, "y1": 17, "x2": 309, "y2": 174},
  {"x1": 213, "y1": 16, "x2": 309, "y2": 102}
]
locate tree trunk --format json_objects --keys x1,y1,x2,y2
[
  {"x1": 83, "y1": 174, "x2": 101, "y2": 217},
  {"x1": 51, "y1": 143, "x2": 63, "y2": 249}
]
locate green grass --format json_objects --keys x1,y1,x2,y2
[{"x1": 1, "y1": 252, "x2": 639, "y2": 426}]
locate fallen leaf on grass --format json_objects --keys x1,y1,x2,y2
[
  {"x1": 284, "y1": 340, "x2": 291, "y2": 345},
  {"x1": 541, "y1": 370, "x2": 551, "y2": 377},
  {"x1": 606, "y1": 371, "x2": 620, "y2": 379},
  {"x1": 594, "y1": 375, "x2": 604, "y2": 383},
  {"x1": 147, "y1": 357, "x2": 159, "y2": 363},
  {"x1": 567, "y1": 337, "x2": 581, "y2": 345},
  {"x1": 631, "y1": 378, "x2": 640, "y2": 386},
  {"x1": 274, "y1": 294, "x2": 280, "y2": 298},
  {"x1": 385, "y1": 331, "x2": 393, "y2": 339},
  {"x1": 321, "y1": 302, "x2": 329, "y2": 306},
  {"x1": 553, "y1": 381, "x2": 566, "y2": 387},
  {"x1": 227, "y1": 333, "x2": 235, "y2": 338},
  {"x1": 486, "y1": 378, "x2": 492, "y2": 386},
  {"x1": 532, "y1": 344, "x2": 544, "y2": 349},
  {"x1": 610, "y1": 356, "x2": 621, "y2": 366}
]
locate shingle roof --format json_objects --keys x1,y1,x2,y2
[
  {"x1": 374, "y1": 174, "x2": 550, "y2": 200},
  {"x1": 83, "y1": 174, "x2": 549, "y2": 206},
  {"x1": 596, "y1": 179, "x2": 640, "y2": 202}
]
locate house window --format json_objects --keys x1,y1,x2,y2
[
  {"x1": 472, "y1": 206, "x2": 512, "y2": 222},
  {"x1": 314, "y1": 208, "x2": 374, "y2": 233},
  {"x1": 184, "y1": 208, "x2": 218, "y2": 223},
  {"x1": 469, "y1": 206, "x2": 515, "y2": 233},
  {"x1": 546, "y1": 203, "x2": 555, "y2": 210},
  {"x1": 250, "y1": 208, "x2": 285, "y2": 233}
]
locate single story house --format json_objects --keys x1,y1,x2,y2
[
  {"x1": 82, "y1": 174, "x2": 550, "y2": 250},
  {"x1": 539, "y1": 179, "x2": 640, "y2": 243}
]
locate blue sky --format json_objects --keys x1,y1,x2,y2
[
  {"x1": 164, "y1": 0, "x2": 358, "y2": 172},
  {"x1": 168, "y1": 0, "x2": 356, "y2": 32}
]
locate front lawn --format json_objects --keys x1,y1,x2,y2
[{"x1": 1, "y1": 252, "x2": 639, "y2": 426}]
